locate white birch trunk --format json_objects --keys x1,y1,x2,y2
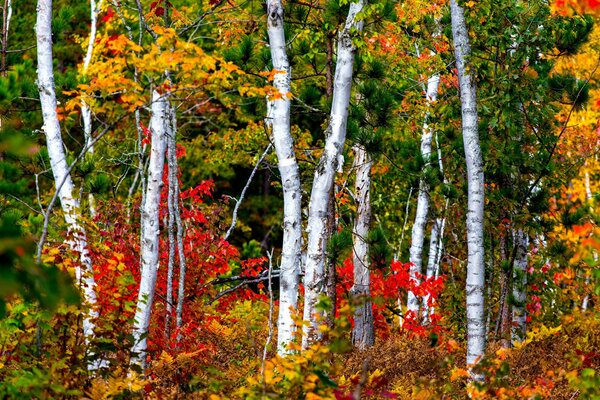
[
  {"x1": 81, "y1": 0, "x2": 102, "y2": 217},
  {"x1": 351, "y1": 145, "x2": 374, "y2": 349},
  {"x1": 165, "y1": 104, "x2": 176, "y2": 340},
  {"x1": 36, "y1": 0, "x2": 102, "y2": 370},
  {"x1": 512, "y1": 230, "x2": 528, "y2": 344},
  {"x1": 408, "y1": 70, "x2": 440, "y2": 317},
  {"x1": 172, "y1": 108, "x2": 187, "y2": 338},
  {"x1": 582, "y1": 169, "x2": 593, "y2": 310},
  {"x1": 265, "y1": 0, "x2": 303, "y2": 355},
  {"x1": 302, "y1": 0, "x2": 365, "y2": 348},
  {"x1": 450, "y1": 0, "x2": 486, "y2": 372},
  {"x1": 130, "y1": 90, "x2": 167, "y2": 368},
  {"x1": 422, "y1": 217, "x2": 440, "y2": 323}
]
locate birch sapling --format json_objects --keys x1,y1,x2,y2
[
  {"x1": 266, "y1": 0, "x2": 303, "y2": 355},
  {"x1": 450, "y1": 0, "x2": 486, "y2": 373},
  {"x1": 351, "y1": 145, "x2": 374, "y2": 349},
  {"x1": 302, "y1": 0, "x2": 365, "y2": 349},
  {"x1": 131, "y1": 90, "x2": 168, "y2": 368},
  {"x1": 36, "y1": 0, "x2": 102, "y2": 370}
]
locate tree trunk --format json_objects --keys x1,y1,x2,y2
[
  {"x1": 302, "y1": 0, "x2": 365, "y2": 349},
  {"x1": 165, "y1": 103, "x2": 177, "y2": 340},
  {"x1": 324, "y1": 189, "x2": 337, "y2": 333},
  {"x1": 1, "y1": 0, "x2": 12, "y2": 76},
  {"x1": 351, "y1": 145, "x2": 374, "y2": 349},
  {"x1": 409, "y1": 69, "x2": 440, "y2": 319},
  {"x1": 512, "y1": 230, "x2": 528, "y2": 343},
  {"x1": 496, "y1": 229, "x2": 512, "y2": 348},
  {"x1": 422, "y1": 217, "x2": 440, "y2": 323},
  {"x1": 450, "y1": 0, "x2": 486, "y2": 373},
  {"x1": 36, "y1": 0, "x2": 101, "y2": 370},
  {"x1": 266, "y1": 0, "x2": 303, "y2": 356},
  {"x1": 80, "y1": 0, "x2": 102, "y2": 217},
  {"x1": 130, "y1": 90, "x2": 168, "y2": 368}
]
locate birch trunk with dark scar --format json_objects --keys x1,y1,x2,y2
[
  {"x1": 408, "y1": 67, "x2": 440, "y2": 319},
  {"x1": 512, "y1": 230, "x2": 528, "y2": 344},
  {"x1": 131, "y1": 90, "x2": 167, "y2": 368},
  {"x1": 266, "y1": 0, "x2": 303, "y2": 355},
  {"x1": 450, "y1": 0, "x2": 486, "y2": 374},
  {"x1": 302, "y1": 0, "x2": 365, "y2": 349},
  {"x1": 351, "y1": 145, "x2": 374, "y2": 349},
  {"x1": 36, "y1": 0, "x2": 101, "y2": 370}
]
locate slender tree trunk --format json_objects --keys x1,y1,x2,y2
[
  {"x1": 351, "y1": 145, "x2": 374, "y2": 349},
  {"x1": 172, "y1": 108, "x2": 187, "y2": 339},
  {"x1": 266, "y1": 0, "x2": 303, "y2": 355},
  {"x1": 450, "y1": 0, "x2": 486, "y2": 373},
  {"x1": 81, "y1": 0, "x2": 102, "y2": 217},
  {"x1": 324, "y1": 189, "x2": 337, "y2": 333},
  {"x1": 409, "y1": 68, "x2": 440, "y2": 319},
  {"x1": 512, "y1": 229, "x2": 528, "y2": 344},
  {"x1": 582, "y1": 169, "x2": 593, "y2": 310},
  {"x1": 131, "y1": 90, "x2": 167, "y2": 368},
  {"x1": 165, "y1": 104, "x2": 177, "y2": 340},
  {"x1": 302, "y1": 0, "x2": 365, "y2": 349},
  {"x1": 496, "y1": 228, "x2": 512, "y2": 348},
  {"x1": 36, "y1": 0, "x2": 101, "y2": 370},
  {"x1": 1, "y1": 0, "x2": 12, "y2": 76},
  {"x1": 422, "y1": 218, "x2": 440, "y2": 323}
]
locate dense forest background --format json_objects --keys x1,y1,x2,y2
[{"x1": 0, "y1": 0, "x2": 599, "y2": 398}]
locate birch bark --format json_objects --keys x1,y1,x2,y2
[
  {"x1": 266, "y1": 0, "x2": 303, "y2": 355},
  {"x1": 450, "y1": 0, "x2": 486, "y2": 372},
  {"x1": 512, "y1": 230, "x2": 528, "y2": 344},
  {"x1": 302, "y1": 0, "x2": 365, "y2": 348},
  {"x1": 36, "y1": 0, "x2": 101, "y2": 370},
  {"x1": 81, "y1": 0, "x2": 102, "y2": 217},
  {"x1": 408, "y1": 69, "x2": 440, "y2": 318},
  {"x1": 351, "y1": 145, "x2": 374, "y2": 349},
  {"x1": 130, "y1": 90, "x2": 167, "y2": 368}
]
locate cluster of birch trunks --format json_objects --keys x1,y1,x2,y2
[{"x1": 35, "y1": 0, "x2": 533, "y2": 377}]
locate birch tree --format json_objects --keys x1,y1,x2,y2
[
  {"x1": 36, "y1": 0, "x2": 101, "y2": 370},
  {"x1": 450, "y1": 0, "x2": 486, "y2": 372},
  {"x1": 351, "y1": 145, "x2": 374, "y2": 349},
  {"x1": 130, "y1": 90, "x2": 168, "y2": 368},
  {"x1": 265, "y1": 0, "x2": 303, "y2": 355},
  {"x1": 408, "y1": 66, "x2": 440, "y2": 318},
  {"x1": 302, "y1": 0, "x2": 365, "y2": 348},
  {"x1": 512, "y1": 229, "x2": 528, "y2": 343},
  {"x1": 80, "y1": 0, "x2": 103, "y2": 217}
]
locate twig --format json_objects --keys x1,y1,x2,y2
[{"x1": 223, "y1": 143, "x2": 273, "y2": 241}]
